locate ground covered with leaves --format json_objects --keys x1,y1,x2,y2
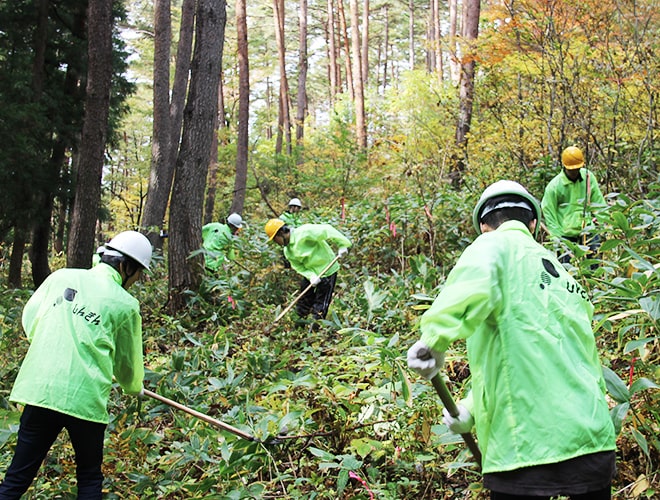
[{"x1": 1, "y1": 190, "x2": 659, "y2": 499}]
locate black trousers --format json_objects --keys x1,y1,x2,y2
[
  {"x1": 491, "y1": 486, "x2": 611, "y2": 499},
  {"x1": 0, "y1": 405, "x2": 106, "y2": 500},
  {"x1": 296, "y1": 272, "x2": 338, "y2": 320}
]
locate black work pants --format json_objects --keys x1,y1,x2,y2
[
  {"x1": 0, "y1": 405, "x2": 106, "y2": 500},
  {"x1": 491, "y1": 486, "x2": 611, "y2": 499},
  {"x1": 296, "y1": 272, "x2": 338, "y2": 320}
]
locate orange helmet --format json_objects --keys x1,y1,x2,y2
[
  {"x1": 265, "y1": 218, "x2": 285, "y2": 240},
  {"x1": 561, "y1": 146, "x2": 584, "y2": 170}
]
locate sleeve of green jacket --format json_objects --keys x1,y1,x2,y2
[
  {"x1": 113, "y1": 309, "x2": 144, "y2": 395},
  {"x1": 541, "y1": 179, "x2": 562, "y2": 239},
  {"x1": 419, "y1": 237, "x2": 500, "y2": 353}
]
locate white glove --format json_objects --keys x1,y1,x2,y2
[
  {"x1": 442, "y1": 404, "x2": 474, "y2": 434},
  {"x1": 309, "y1": 274, "x2": 321, "y2": 286},
  {"x1": 338, "y1": 247, "x2": 349, "y2": 257},
  {"x1": 406, "y1": 341, "x2": 445, "y2": 379}
]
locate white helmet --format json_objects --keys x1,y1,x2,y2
[
  {"x1": 472, "y1": 180, "x2": 541, "y2": 237},
  {"x1": 288, "y1": 198, "x2": 302, "y2": 207},
  {"x1": 104, "y1": 231, "x2": 153, "y2": 270},
  {"x1": 227, "y1": 213, "x2": 243, "y2": 228}
]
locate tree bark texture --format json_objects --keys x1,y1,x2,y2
[
  {"x1": 296, "y1": 0, "x2": 309, "y2": 146},
  {"x1": 142, "y1": 0, "x2": 195, "y2": 249},
  {"x1": 453, "y1": 0, "x2": 480, "y2": 188},
  {"x1": 349, "y1": 0, "x2": 367, "y2": 149},
  {"x1": 326, "y1": 0, "x2": 338, "y2": 102},
  {"x1": 273, "y1": 0, "x2": 292, "y2": 155},
  {"x1": 142, "y1": 0, "x2": 172, "y2": 248},
  {"x1": 168, "y1": 0, "x2": 226, "y2": 312},
  {"x1": 233, "y1": 0, "x2": 249, "y2": 215},
  {"x1": 67, "y1": 0, "x2": 113, "y2": 270}
]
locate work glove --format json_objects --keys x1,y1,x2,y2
[
  {"x1": 338, "y1": 247, "x2": 349, "y2": 257},
  {"x1": 442, "y1": 404, "x2": 474, "y2": 434},
  {"x1": 309, "y1": 274, "x2": 321, "y2": 286},
  {"x1": 406, "y1": 341, "x2": 445, "y2": 379}
]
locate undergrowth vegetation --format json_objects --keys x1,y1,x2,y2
[{"x1": 1, "y1": 182, "x2": 659, "y2": 499}]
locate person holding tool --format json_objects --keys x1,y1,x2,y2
[
  {"x1": 265, "y1": 219, "x2": 351, "y2": 327},
  {"x1": 541, "y1": 145, "x2": 606, "y2": 263},
  {"x1": 279, "y1": 197, "x2": 303, "y2": 228},
  {"x1": 407, "y1": 180, "x2": 617, "y2": 499},
  {"x1": 0, "y1": 231, "x2": 152, "y2": 499},
  {"x1": 202, "y1": 212, "x2": 243, "y2": 271}
]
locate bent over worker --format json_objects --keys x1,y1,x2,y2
[
  {"x1": 407, "y1": 181, "x2": 616, "y2": 499},
  {"x1": 0, "y1": 231, "x2": 152, "y2": 500},
  {"x1": 202, "y1": 213, "x2": 243, "y2": 271},
  {"x1": 265, "y1": 219, "x2": 351, "y2": 323},
  {"x1": 541, "y1": 146, "x2": 606, "y2": 263}
]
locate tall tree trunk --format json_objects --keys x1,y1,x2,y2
[
  {"x1": 169, "y1": 0, "x2": 226, "y2": 312},
  {"x1": 142, "y1": 0, "x2": 195, "y2": 249},
  {"x1": 204, "y1": 75, "x2": 225, "y2": 224},
  {"x1": 361, "y1": 0, "x2": 369, "y2": 86},
  {"x1": 382, "y1": 4, "x2": 389, "y2": 93},
  {"x1": 233, "y1": 0, "x2": 249, "y2": 214},
  {"x1": 452, "y1": 0, "x2": 480, "y2": 188},
  {"x1": 296, "y1": 0, "x2": 308, "y2": 147},
  {"x1": 273, "y1": 0, "x2": 291, "y2": 155},
  {"x1": 433, "y1": 0, "x2": 443, "y2": 83},
  {"x1": 326, "y1": 0, "x2": 338, "y2": 102},
  {"x1": 337, "y1": 0, "x2": 354, "y2": 100},
  {"x1": 448, "y1": 0, "x2": 460, "y2": 83},
  {"x1": 408, "y1": 0, "x2": 414, "y2": 69},
  {"x1": 349, "y1": 0, "x2": 366, "y2": 149},
  {"x1": 142, "y1": 0, "x2": 171, "y2": 247},
  {"x1": 67, "y1": 0, "x2": 113, "y2": 269}
]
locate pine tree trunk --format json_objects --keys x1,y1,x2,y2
[
  {"x1": 349, "y1": 0, "x2": 366, "y2": 149},
  {"x1": 296, "y1": 0, "x2": 308, "y2": 146},
  {"x1": 67, "y1": 0, "x2": 113, "y2": 270},
  {"x1": 168, "y1": 0, "x2": 226, "y2": 312},
  {"x1": 233, "y1": 0, "x2": 249, "y2": 215}
]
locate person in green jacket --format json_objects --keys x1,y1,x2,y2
[
  {"x1": 279, "y1": 198, "x2": 303, "y2": 228},
  {"x1": 407, "y1": 180, "x2": 616, "y2": 499},
  {"x1": 202, "y1": 213, "x2": 243, "y2": 271},
  {"x1": 0, "y1": 231, "x2": 152, "y2": 500},
  {"x1": 265, "y1": 219, "x2": 351, "y2": 323},
  {"x1": 541, "y1": 146, "x2": 606, "y2": 263}
]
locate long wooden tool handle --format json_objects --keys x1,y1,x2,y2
[
  {"x1": 430, "y1": 374, "x2": 482, "y2": 467},
  {"x1": 143, "y1": 389, "x2": 256, "y2": 442},
  {"x1": 272, "y1": 253, "x2": 341, "y2": 324}
]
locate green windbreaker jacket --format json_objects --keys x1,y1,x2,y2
[
  {"x1": 11, "y1": 264, "x2": 144, "y2": 424},
  {"x1": 202, "y1": 222, "x2": 235, "y2": 270},
  {"x1": 283, "y1": 224, "x2": 351, "y2": 281},
  {"x1": 419, "y1": 221, "x2": 616, "y2": 473},
  {"x1": 541, "y1": 168, "x2": 606, "y2": 238}
]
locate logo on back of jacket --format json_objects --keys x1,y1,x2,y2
[
  {"x1": 539, "y1": 258, "x2": 588, "y2": 300},
  {"x1": 54, "y1": 287, "x2": 101, "y2": 326}
]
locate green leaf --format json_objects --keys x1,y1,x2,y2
[
  {"x1": 397, "y1": 363, "x2": 413, "y2": 406},
  {"x1": 599, "y1": 238, "x2": 624, "y2": 252},
  {"x1": 624, "y1": 337, "x2": 657, "y2": 354},
  {"x1": 308, "y1": 447, "x2": 337, "y2": 461},
  {"x1": 630, "y1": 377, "x2": 660, "y2": 395},
  {"x1": 639, "y1": 295, "x2": 660, "y2": 321},
  {"x1": 340, "y1": 454, "x2": 363, "y2": 470},
  {"x1": 631, "y1": 427, "x2": 649, "y2": 457},
  {"x1": 602, "y1": 366, "x2": 630, "y2": 403},
  {"x1": 610, "y1": 402, "x2": 630, "y2": 435},
  {"x1": 337, "y1": 468, "x2": 349, "y2": 494}
]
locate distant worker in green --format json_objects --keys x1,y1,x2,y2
[
  {"x1": 265, "y1": 219, "x2": 351, "y2": 323},
  {"x1": 407, "y1": 181, "x2": 616, "y2": 499},
  {"x1": 0, "y1": 231, "x2": 152, "y2": 499},
  {"x1": 279, "y1": 197, "x2": 303, "y2": 228},
  {"x1": 541, "y1": 146, "x2": 606, "y2": 263},
  {"x1": 202, "y1": 213, "x2": 243, "y2": 271}
]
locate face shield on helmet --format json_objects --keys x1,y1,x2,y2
[
  {"x1": 104, "y1": 231, "x2": 153, "y2": 270},
  {"x1": 472, "y1": 180, "x2": 541, "y2": 237}
]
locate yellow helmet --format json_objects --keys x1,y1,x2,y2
[
  {"x1": 265, "y1": 218, "x2": 285, "y2": 240},
  {"x1": 561, "y1": 146, "x2": 584, "y2": 170}
]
